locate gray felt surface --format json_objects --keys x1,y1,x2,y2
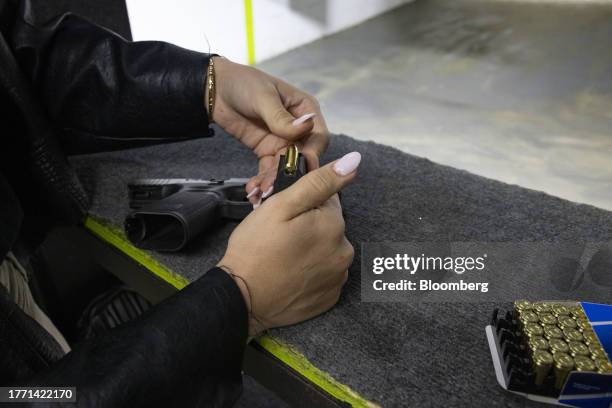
[{"x1": 70, "y1": 128, "x2": 612, "y2": 407}]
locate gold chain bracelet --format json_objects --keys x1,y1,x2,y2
[{"x1": 207, "y1": 56, "x2": 216, "y2": 123}]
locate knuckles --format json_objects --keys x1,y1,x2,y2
[
  {"x1": 306, "y1": 94, "x2": 321, "y2": 110},
  {"x1": 306, "y1": 169, "x2": 335, "y2": 196}
]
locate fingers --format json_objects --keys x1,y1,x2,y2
[
  {"x1": 301, "y1": 150, "x2": 320, "y2": 172},
  {"x1": 258, "y1": 155, "x2": 279, "y2": 194},
  {"x1": 301, "y1": 109, "x2": 329, "y2": 165},
  {"x1": 246, "y1": 157, "x2": 279, "y2": 205},
  {"x1": 255, "y1": 89, "x2": 315, "y2": 140},
  {"x1": 274, "y1": 80, "x2": 329, "y2": 159},
  {"x1": 272, "y1": 152, "x2": 361, "y2": 219},
  {"x1": 246, "y1": 177, "x2": 263, "y2": 206}
]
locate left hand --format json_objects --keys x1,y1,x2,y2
[{"x1": 207, "y1": 57, "x2": 330, "y2": 205}]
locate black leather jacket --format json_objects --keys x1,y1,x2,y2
[{"x1": 0, "y1": 1, "x2": 248, "y2": 406}]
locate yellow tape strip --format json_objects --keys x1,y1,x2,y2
[
  {"x1": 257, "y1": 336, "x2": 376, "y2": 407},
  {"x1": 84, "y1": 217, "x2": 189, "y2": 290},
  {"x1": 244, "y1": 0, "x2": 256, "y2": 65},
  {"x1": 84, "y1": 216, "x2": 374, "y2": 407}
]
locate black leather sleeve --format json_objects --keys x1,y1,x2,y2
[
  {"x1": 9, "y1": 1, "x2": 212, "y2": 154},
  {"x1": 26, "y1": 268, "x2": 249, "y2": 408}
]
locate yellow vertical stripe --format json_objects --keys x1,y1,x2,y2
[{"x1": 244, "y1": 0, "x2": 256, "y2": 65}]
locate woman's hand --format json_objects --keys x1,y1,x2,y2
[
  {"x1": 208, "y1": 57, "x2": 329, "y2": 205},
  {"x1": 218, "y1": 152, "x2": 361, "y2": 335}
]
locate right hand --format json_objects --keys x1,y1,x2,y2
[
  {"x1": 218, "y1": 152, "x2": 362, "y2": 335},
  {"x1": 209, "y1": 58, "x2": 330, "y2": 204}
]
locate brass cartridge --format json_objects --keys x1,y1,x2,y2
[
  {"x1": 543, "y1": 324, "x2": 564, "y2": 340},
  {"x1": 283, "y1": 145, "x2": 299, "y2": 176},
  {"x1": 532, "y1": 349, "x2": 554, "y2": 386},
  {"x1": 568, "y1": 341, "x2": 590, "y2": 358},
  {"x1": 575, "y1": 318, "x2": 591, "y2": 332},
  {"x1": 588, "y1": 343, "x2": 608, "y2": 361},
  {"x1": 520, "y1": 311, "x2": 540, "y2": 326},
  {"x1": 534, "y1": 302, "x2": 552, "y2": 314},
  {"x1": 549, "y1": 338, "x2": 569, "y2": 354},
  {"x1": 594, "y1": 358, "x2": 612, "y2": 374},
  {"x1": 571, "y1": 307, "x2": 587, "y2": 320},
  {"x1": 514, "y1": 300, "x2": 532, "y2": 313},
  {"x1": 551, "y1": 304, "x2": 570, "y2": 317},
  {"x1": 574, "y1": 355, "x2": 596, "y2": 372},
  {"x1": 524, "y1": 323, "x2": 544, "y2": 338},
  {"x1": 563, "y1": 328, "x2": 584, "y2": 343},
  {"x1": 528, "y1": 336, "x2": 549, "y2": 352},
  {"x1": 557, "y1": 315, "x2": 577, "y2": 330},
  {"x1": 538, "y1": 313, "x2": 557, "y2": 326},
  {"x1": 553, "y1": 352, "x2": 575, "y2": 389},
  {"x1": 582, "y1": 330, "x2": 599, "y2": 346}
]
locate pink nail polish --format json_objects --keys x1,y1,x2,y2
[
  {"x1": 253, "y1": 198, "x2": 262, "y2": 209},
  {"x1": 333, "y1": 152, "x2": 362, "y2": 176},
  {"x1": 246, "y1": 187, "x2": 260, "y2": 199},
  {"x1": 292, "y1": 113, "x2": 316, "y2": 127},
  {"x1": 261, "y1": 186, "x2": 274, "y2": 199}
]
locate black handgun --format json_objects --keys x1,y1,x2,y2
[
  {"x1": 124, "y1": 178, "x2": 251, "y2": 251},
  {"x1": 124, "y1": 146, "x2": 307, "y2": 252}
]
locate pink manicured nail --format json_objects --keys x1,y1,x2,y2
[
  {"x1": 333, "y1": 152, "x2": 361, "y2": 176},
  {"x1": 261, "y1": 186, "x2": 274, "y2": 199},
  {"x1": 253, "y1": 198, "x2": 262, "y2": 209},
  {"x1": 292, "y1": 113, "x2": 316, "y2": 126},
  {"x1": 246, "y1": 187, "x2": 260, "y2": 199}
]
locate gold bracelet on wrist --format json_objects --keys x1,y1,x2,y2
[{"x1": 207, "y1": 56, "x2": 216, "y2": 123}]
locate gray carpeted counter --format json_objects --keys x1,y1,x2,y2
[{"x1": 70, "y1": 129, "x2": 612, "y2": 407}]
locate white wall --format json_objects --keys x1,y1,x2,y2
[{"x1": 126, "y1": 0, "x2": 412, "y2": 65}]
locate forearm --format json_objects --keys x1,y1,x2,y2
[
  {"x1": 10, "y1": 2, "x2": 212, "y2": 154},
  {"x1": 27, "y1": 268, "x2": 248, "y2": 407}
]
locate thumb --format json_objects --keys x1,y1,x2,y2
[
  {"x1": 257, "y1": 93, "x2": 315, "y2": 139},
  {"x1": 274, "y1": 152, "x2": 361, "y2": 219}
]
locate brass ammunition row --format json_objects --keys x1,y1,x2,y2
[
  {"x1": 513, "y1": 301, "x2": 611, "y2": 390},
  {"x1": 492, "y1": 302, "x2": 611, "y2": 399}
]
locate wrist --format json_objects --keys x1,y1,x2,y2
[
  {"x1": 218, "y1": 265, "x2": 251, "y2": 312},
  {"x1": 204, "y1": 56, "x2": 230, "y2": 121},
  {"x1": 217, "y1": 263, "x2": 262, "y2": 336}
]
